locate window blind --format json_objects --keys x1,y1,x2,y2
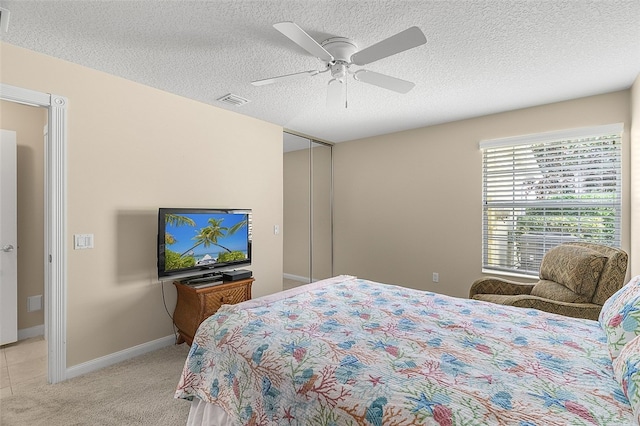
[{"x1": 480, "y1": 124, "x2": 623, "y2": 276}]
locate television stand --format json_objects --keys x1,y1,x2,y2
[{"x1": 173, "y1": 277, "x2": 254, "y2": 345}]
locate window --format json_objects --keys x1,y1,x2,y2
[{"x1": 480, "y1": 124, "x2": 623, "y2": 276}]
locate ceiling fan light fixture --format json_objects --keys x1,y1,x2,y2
[
  {"x1": 330, "y1": 63, "x2": 348, "y2": 80},
  {"x1": 327, "y1": 78, "x2": 346, "y2": 108}
]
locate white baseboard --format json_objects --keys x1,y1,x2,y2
[
  {"x1": 65, "y1": 334, "x2": 177, "y2": 380},
  {"x1": 18, "y1": 324, "x2": 44, "y2": 340},
  {"x1": 283, "y1": 273, "x2": 327, "y2": 284}
]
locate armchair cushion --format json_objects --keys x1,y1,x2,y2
[
  {"x1": 539, "y1": 244, "x2": 607, "y2": 301},
  {"x1": 530, "y1": 279, "x2": 590, "y2": 304}
]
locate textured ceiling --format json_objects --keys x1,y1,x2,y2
[{"x1": 1, "y1": 0, "x2": 639, "y2": 144}]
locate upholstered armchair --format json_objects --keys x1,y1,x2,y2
[{"x1": 469, "y1": 242, "x2": 628, "y2": 320}]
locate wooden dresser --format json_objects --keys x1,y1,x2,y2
[{"x1": 173, "y1": 278, "x2": 253, "y2": 345}]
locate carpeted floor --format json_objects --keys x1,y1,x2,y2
[{"x1": 1, "y1": 343, "x2": 192, "y2": 426}]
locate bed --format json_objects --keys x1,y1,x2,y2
[{"x1": 175, "y1": 275, "x2": 640, "y2": 425}]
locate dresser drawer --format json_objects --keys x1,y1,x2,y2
[{"x1": 203, "y1": 284, "x2": 250, "y2": 316}]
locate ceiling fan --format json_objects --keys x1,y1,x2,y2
[{"x1": 251, "y1": 22, "x2": 427, "y2": 108}]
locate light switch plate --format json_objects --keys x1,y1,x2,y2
[{"x1": 74, "y1": 234, "x2": 94, "y2": 249}]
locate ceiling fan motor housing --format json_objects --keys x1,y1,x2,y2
[
  {"x1": 321, "y1": 37, "x2": 358, "y2": 62},
  {"x1": 321, "y1": 37, "x2": 358, "y2": 80}
]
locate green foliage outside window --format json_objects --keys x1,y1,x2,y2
[{"x1": 514, "y1": 193, "x2": 617, "y2": 243}]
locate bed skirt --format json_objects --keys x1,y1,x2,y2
[{"x1": 186, "y1": 399, "x2": 231, "y2": 426}]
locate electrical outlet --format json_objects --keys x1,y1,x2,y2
[{"x1": 432, "y1": 272, "x2": 439, "y2": 283}]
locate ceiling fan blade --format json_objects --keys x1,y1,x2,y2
[
  {"x1": 350, "y1": 26, "x2": 426, "y2": 66},
  {"x1": 273, "y1": 21, "x2": 334, "y2": 62},
  {"x1": 251, "y1": 70, "x2": 319, "y2": 86},
  {"x1": 353, "y1": 70, "x2": 415, "y2": 93},
  {"x1": 327, "y1": 78, "x2": 346, "y2": 108}
]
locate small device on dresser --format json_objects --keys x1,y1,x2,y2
[{"x1": 223, "y1": 269, "x2": 252, "y2": 282}]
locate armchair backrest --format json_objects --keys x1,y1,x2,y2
[{"x1": 556, "y1": 242, "x2": 628, "y2": 305}]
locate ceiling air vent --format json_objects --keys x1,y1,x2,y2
[{"x1": 217, "y1": 93, "x2": 250, "y2": 107}]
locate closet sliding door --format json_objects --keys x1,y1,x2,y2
[
  {"x1": 283, "y1": 133, "x2": 333, "y2": 286},
  {"x1": 310, "y1": 141, "x2": 332, "y2": 281}
]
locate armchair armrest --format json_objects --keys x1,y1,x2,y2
[{"x1": 469, "y1": 277, "x2": 535, "y2": 298}]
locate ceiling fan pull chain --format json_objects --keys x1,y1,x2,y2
[{"x1": 345, "y1": 75, "x2": 348, "y2": 109}]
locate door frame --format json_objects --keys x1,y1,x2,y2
[{"x1": 1, "y1": 83, "x2": 68, "y2": 384}]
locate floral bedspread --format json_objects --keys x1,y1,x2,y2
[{"x1": 175, "y1": 275, "x2": 633, "y2": 425}]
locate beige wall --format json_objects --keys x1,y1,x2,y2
[
  {"x1": 334, "y1": 90, "x2": 631, "y2": 298},
  {"x1": 0, "y1": 43, "x2": 283, "y2": 367},
  {"x1": 0, "y1": 101, "x2": 46, "y2": 330},
  {"x1": 631, "y1": 74, "x2": 640, "y2": 277}
]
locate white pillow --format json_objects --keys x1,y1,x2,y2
[
  {"x1": 613, "y1": 334, "x2": 640, "y2": 424},
  {"x1": 599, "y1": 276, "x2": 640, "y2": 360}
]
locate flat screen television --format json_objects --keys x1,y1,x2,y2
[{"x1": 157, "y1": 208, "x2": 252, "y2": 280}]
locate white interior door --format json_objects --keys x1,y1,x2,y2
[{"x1": 0, "y1": 129, "x2": 18, "y2": 345}]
